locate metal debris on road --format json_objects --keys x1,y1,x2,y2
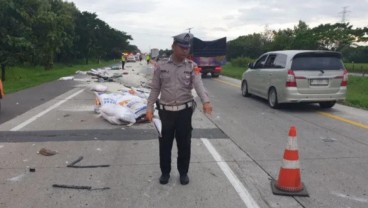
[
  {"x1": 52, "y1": 184, "x2": 94, "y2": 190},
  {"x1": 67, "y1": 156, "x2": 110, "y2": 168}
]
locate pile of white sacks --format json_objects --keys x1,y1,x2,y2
[
  {"x1": 92, "y1": 83, "x2": 150, "y2": 125},
  {"x1": 59, "y1": 66, "x2": 156, "y2": 126}
]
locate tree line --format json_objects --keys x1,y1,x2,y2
[
  {"x1": 227, "y1": 21, "x2": 368, "y2": 63},
  {"x1": 2, "y1": 0, "x2": 368, "y2": 74},
  {"x1": 0, "y1": 0, "x2": 138, "y2": 73}
]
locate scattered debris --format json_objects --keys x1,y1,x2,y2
[
  {"x1": 38, "y1": 148, "x2": 57, "y2": 156},
  {"x1": 52, "y1": 184, "x2": 110, "y2": 190},
  {"x1": 320, "y1": 137, "x2": 337, "y2": 142},
  {"x1": 67, "y1": 156, "x2": 83, "y2": 167},
  {"x1": 67, "y1": 156, "x2": 110, "y2": 168},
  {"x1": 7, "y1": 174, "x2": 26, "y2": 182},
  {"x1": 59, "y1": 76, "x2": 74, "y2": 80}
]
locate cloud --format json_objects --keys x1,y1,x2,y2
[{"x1": 69, "y1": 0, "x2": 368, "y2": 52}]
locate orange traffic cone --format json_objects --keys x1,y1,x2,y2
[{"x1": 271, "y1": 126, "x2": 309, "y2": 196}]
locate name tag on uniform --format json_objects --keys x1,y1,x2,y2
[{"x1": 184, "y1": 71, "x2": 191, "y2": 79}]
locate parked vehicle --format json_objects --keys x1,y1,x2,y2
[
  {"x1": 241, "y1": 50, "x2": 348, "y2": 109},
  {"x1": 126, "y1": 54, "x2": 136, "y2": 62},
  {"x1": 190, "y1": 37, "x2": 226, "y2": 78}
]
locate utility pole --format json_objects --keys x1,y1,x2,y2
[
  {"x1": 186, "y1": 27, "x2": 193, "y2": 34},
  {"x1": 339, "y1": 6, "x2": 351, "y2": 23}
]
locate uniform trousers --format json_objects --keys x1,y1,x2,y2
[{"x1": 158, "y1": 107, "x2": 193, "y2": 176}]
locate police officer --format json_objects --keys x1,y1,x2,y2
[
  {"x1": 121, "y1": 53, "x2": 126, "y2": 69},
  {"x1": 146, "y1": 54, "x2": 151, "y2": 65},
  {"x1": 145, "y1": 33, "x2": 213, "y2": 185}
]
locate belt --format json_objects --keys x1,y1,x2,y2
[{"x1": 158, "y1": 101, "x2": 193, "y2": 111}]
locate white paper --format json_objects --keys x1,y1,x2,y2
[{"x1": 152, "y1": 118, "x2": 162, "y2": 137}]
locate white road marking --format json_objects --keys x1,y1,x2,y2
[
  {"x1": 201, "y1": 138, "x2": 260, "y2": 208},
  {"x1": 7, "y1": 174, "x2": 26, "y2": 182},
  {"x1": 332, "y1": 191, "x2": 368, "y2": 203},
  {"x1": 10, "y1": 89, "x2": 84, "y2": 131}
]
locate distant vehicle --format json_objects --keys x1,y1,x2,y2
[
  {"x1": 150, "y1": 48, "x2": 159, "y2": 60},
  {"x1": 135, "y1": 54, "x2": 141, "y2": 61},
  {"x1": 158, "y1": 57, "x2": 169, "y2": 62},
  {"x1": 126, "y1": 54, "x2": 136, "y2": 62},
  {"x1": 190, "y1": 37, "x2": 226, "y2": 78},
  {"x1": 241, "y1": 50, "x2": 348, "y2": 109}
]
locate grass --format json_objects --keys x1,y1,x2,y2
[
  {"x1": 343, "y1": 76, "x2": 368, "y2": 109},
  {"x1": 1, "y1": 60, "x2": 118, "y2": 94},
  {"x1": 345, "y1": 62, "x2": 368, "y2": 74},
  {"x1": 221, "y1": 63, "x2": 245, "y2": 80},
  {"x1": 221, "y1": 63, "x2": 368, "y2": 110}
]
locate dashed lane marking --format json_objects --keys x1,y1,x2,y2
[
  {"x1": 10, "y1": 89, "x2": 84, "y2": 131},
  {"x1": 201, "y1": 138, "x2": 260, "y2": 208}
]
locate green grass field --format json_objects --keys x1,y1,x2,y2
[
  {"x1": 345, "y1": 62, "x2": 368, "y2": 74},
  {"x1": 1, "y1": 60, "x2": 117, "y2": 93},
  {"x1": 222, "y1": 63, "x2": 368, "y2": 109}
]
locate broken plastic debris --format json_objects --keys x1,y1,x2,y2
[
  {"x1": 59, "y1": 76, "x2": 74, "y2": 80},
  {"x1": 38, "y1": 148, "x2": 57, "y2": 156}
]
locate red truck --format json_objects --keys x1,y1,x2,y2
[{"x1": 190, "y1": 37, "x2": 226, "y2": 78}]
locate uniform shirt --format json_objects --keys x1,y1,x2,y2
[{"x1": 147, "y1": 56, "x2": 210, "y2": 112}]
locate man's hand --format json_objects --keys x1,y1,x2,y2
[
  {"x1": 203, "y1": 102, "x2": 213, "y2": 115},
  {"x1": 150, "y1": 60, "x2": 159, "y2": 69},
  {"x1": 145, "y1": 110, "x2": 153, "y2": 122}
]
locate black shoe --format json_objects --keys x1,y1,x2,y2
[
  {"x1": 180, "y1": 174, "x2": 189, "y2": 185},
  {"x1": 159, "y1": 174, "x2": 170, "y2": 184}
]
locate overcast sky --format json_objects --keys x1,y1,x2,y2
[{"x1": 67, "y1": 0, "x2": 368, "y2": 52}]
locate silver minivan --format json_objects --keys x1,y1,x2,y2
[{"x1": 241, "y1": 50, "x2": 348, "y2": 108}]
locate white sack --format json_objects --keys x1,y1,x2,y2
[
  {"x1": 91, "y1": 84, "x2": 108, "y2": 92},
  {"x1": 100, "y1": 104, "x2": 136, "y2": 124}
]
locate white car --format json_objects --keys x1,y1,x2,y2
[
  {"x1": 241, "y1": 50, "x2": 348, "y2": 109},
  {"x1": 126, "y1": 55, "x2": 136, "y2": 62}
]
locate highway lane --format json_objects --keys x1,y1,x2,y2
[
  {"x1": 202, "y1": 75, "x2": 368, "y2": 207},
  {"x1": 1, "y1": 60, "x2": 367, "y2": 207},
  {"x1": 1, "y1": 62, "x2": 285, "y2": 208},
  {"x1": 0, "y1": 80, "x2": 76, "y2": 124}
]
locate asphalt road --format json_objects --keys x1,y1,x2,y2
[
  {"x1": 0, "y1": 79, "x2": 76, "y2": 124},
  {"x1": 0, "y1": 61, "x2": 367, "y2": 208}
]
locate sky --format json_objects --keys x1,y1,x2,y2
[{"x1": 67, "y1": 0, "x2": 368, "y2": 53}]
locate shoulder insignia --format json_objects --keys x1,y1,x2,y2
[{"x1": 193, "y1": 67, "x2": 201, "y2": 75}]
